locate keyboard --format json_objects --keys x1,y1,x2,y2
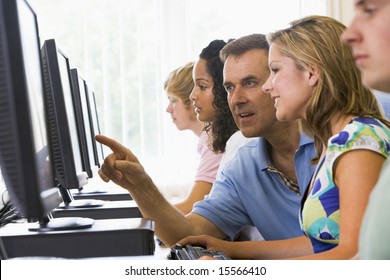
[{"x1": 168, "y1": 244, "x2": 231, "y2": 260}]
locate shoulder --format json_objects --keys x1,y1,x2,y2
[
  {"x1": 329, "y1": 117, "x2": 390, "y2": 149},
  {"x1": 224, "y1": 137, "x2": 268, "y2": 169},
  {"x1": 327, "y1": 117, "x2": 390, "y2": 161}
]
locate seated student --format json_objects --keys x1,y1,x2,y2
[
  {"x1": 165, "y1": 40, "x2": 249, "y2": 216},
  {"x1": 179, "y1": 15, "x2": 390, "y2": 260},
  {"x1": 190, "y1": 39, "x2": 249, "y2": 172},
  {"x1": 342, "y1": 0, "x2": 390, "y2": 260},
  {"x1": 164, "y1": 62, "x2": 223, "y2": 215},
  {"x1": 96, "y1": 33, "x2": 316, "y2": 247}
]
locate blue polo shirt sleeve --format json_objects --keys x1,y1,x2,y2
[
  {"x1": 192, "y1": 164, "x2": 252, "y2": 239},
  {"x1": 191, "y1": 140, "x2": 260, "y2": 239}
]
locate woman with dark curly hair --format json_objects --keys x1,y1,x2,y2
[
  {"x1": 191, "y1": 39, "x2": 248, "y2": 172},
  {"x1": 164, "y1": 62, "x2": 223, "y2": 215}
]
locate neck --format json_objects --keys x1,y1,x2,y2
[
  {"x1": 330, "y1": 114, "x2": 355, "y2": 136},
  {"x1": 190, "y1": 121, "x2": 205, "y2": 137},
  {"x1": 266, "y1": 120, "x2": 301, "y2": 183}
]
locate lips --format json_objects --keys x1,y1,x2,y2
[
  {"x1": 354, "y1": 53, "x2": 369, "y2": 67},
  {"x1": 239, "y1": 113, "x2": 254, "y2": 118},
  {"x1": 274, "y1": 97, "x2": 280, "y2": 107},
  {"x1": 193, "y1": 103, "x2": 201, "y2": 113}
]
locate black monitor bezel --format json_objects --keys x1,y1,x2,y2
[
  {"x1": 0, "y1": 0, "x2": 62, "y2": 220},
  {"x1": 70, "y1": 68, "x2": 98, "y2": 178},
  {"x1": 41, "y1": 38, "x2": 88, "y2": 191}
]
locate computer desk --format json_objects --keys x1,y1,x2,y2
[{"x1": 85, "y1": 237, "x2": 171, "y2": 260}]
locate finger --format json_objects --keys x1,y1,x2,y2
[
  {"x1": 96, "y1": 134, "x2": 139, "y2": 162},
  {"x1": 100, "y1": 155, "x2": 124, "y2": 181},
  {"x1": 177, "y1": 236, "x2": 205, "y2": 247},
  {"x1": 198, "y1": 256, "x2": 216, "y2": 260},
  {"x1": 98, "y1": 168, "x2": 111, "y2": 182},
  {"x1": 95, "y1": 134, "x2": 126, "y2": 154}
]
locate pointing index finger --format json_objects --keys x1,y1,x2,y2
[{"x1": 95, "y1": 134, "x2": 126, "y2": 153}]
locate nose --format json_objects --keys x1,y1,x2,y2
[
  {"x1": 190, "y1": 87, "x2": 197, "y2": 101},
  {"x1": 262, "y1": 75, "x2": 273, "y2": 95},
  {"x1": 228, "y1": 86, "x2": 246, "y2": 106},
  {"x1": 341, "y1": 19, "x2": 360, "y2": 46},
  {"x1": 166, "y1": 102, "x2": 173, "y2": 113}
]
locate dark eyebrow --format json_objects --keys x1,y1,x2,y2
[
  {"x1": 355, "y1": 0, "x2": 365, "y2": 6},
  {"x1": 195, "y1": 78, "x2": 209, "y2": 83},
  {"x1": 242, "y1": 75, "x2": 260, "y2": 82}
]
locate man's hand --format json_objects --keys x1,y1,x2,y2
[{"x1": 95, "y1": 134, "x2": 150, "y2": 191}]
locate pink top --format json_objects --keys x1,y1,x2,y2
[{"x1": 194, "y1": 131, "x2": 223, "y2": 183}]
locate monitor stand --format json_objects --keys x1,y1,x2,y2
[
  {"x1": 28, "y1": 216, "x2": 94, "y2": 232},
  {"x1": 71, "y1": 178, "x2": 132, "y2": 201},
  {"x1": 58, "y1": 186, "x2": 104, "y2": 208},
  {"x1": 0, "y1": 218, "x2": 155, "y2": 258}
]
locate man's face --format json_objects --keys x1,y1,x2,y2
[
  {"x1": 342, "y1": 0, "x2": 390, "y2": 92},
  {"x1": 223, "y1": 49, "x2": 278, "y2": 138}
]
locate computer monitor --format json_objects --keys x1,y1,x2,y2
[
  {"x1": 0, "y1": 0, "x2": 93, "y2": 231},
  {"x1": 86, "y1": 87, "x2": 105, "y2": 167},
  {"x1": 70, "y1": 68, "x2": 99, "y2": 178},
  {"x1": 41, "y1": 39, "x2": 103, "y2": 208},
  {"x1": 78, "y1": 77, "x2": 101, "y2": 171}
]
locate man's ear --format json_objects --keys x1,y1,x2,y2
[{"x1": 308, "y1": 65, "x2": 320, "y2": 87}]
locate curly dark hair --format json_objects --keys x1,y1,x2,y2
[{"x1": 199, "y1": 39, "x2": 238, "y2": 153}]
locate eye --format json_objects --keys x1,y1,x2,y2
[
  {"x1": 198, "y1": 85, "x2": 207, "y2": 91},
  {"x1": 224, "y1": 84, "x2": 233, "y2": 93},
  {"x1": 270, "y1": 67, "x2": 279, "y2": 73},
  {"x1": 168, "y1": 96, "x2": 177, "y2": 103},
  {"x1": 356, "y1": 1, "x2": 378, "y2": 17},
  {"x1": 244, "y1": 80, "x2": 257, "y2": 87},
  {"x1": 363, "y1": 7, "x2": 376, "y2": 16}
]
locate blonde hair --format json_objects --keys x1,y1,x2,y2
[
  {"x1": 164, "y1": 62, "x2": 195, "y2": 110},
  {"x1": 267, "y1": 15, "x2": 389, "y2": 163}
]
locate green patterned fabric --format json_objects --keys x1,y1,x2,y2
[{"x1": 300, "y1": 117, "x2": 390, "y2": 253}]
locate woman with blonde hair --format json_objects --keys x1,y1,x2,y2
[{"x1": 179, "y1": 15, "x2": 390, "y2": 259}]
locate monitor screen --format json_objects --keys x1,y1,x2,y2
[
  {"x1": 87, "y1": 88, "x2": 105, "y2": 166},
  {"x1": 41, "y1": 39, "x2": 87, "y2": 191},
  {"x1": 0, "y1": 0, "x2": 93, "y2": 231},
  {"x1": 70, "y1": 69, "x2": 99, "y2": 178}
]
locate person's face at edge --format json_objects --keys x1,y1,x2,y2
[
  {"x1": 165, "y1": 94, "x2": 197, "y2": 131},
  {"x1": 190, "y1": 59, "x2": 217, "y2": 122},
  {"x1": 341, "y1": 0, "x2": 390, "y2": 92},
  {"x1": 262, "y1": 45, "x2": 315, "y2": 121},
  {"x1": 223, "y1": 49, "x2": 277, "y2": 138}
]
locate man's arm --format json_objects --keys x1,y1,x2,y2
[{"x1": 95, "y1": 134, "x2": 225, "y2": 246}]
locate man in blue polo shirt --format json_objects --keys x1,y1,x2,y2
[
  {"x1": 96, "y1": 34, "x2": 316, "y2": 246},
  {"x1": 191, "y1": 34, "x2": 315, "y2": 241}
]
